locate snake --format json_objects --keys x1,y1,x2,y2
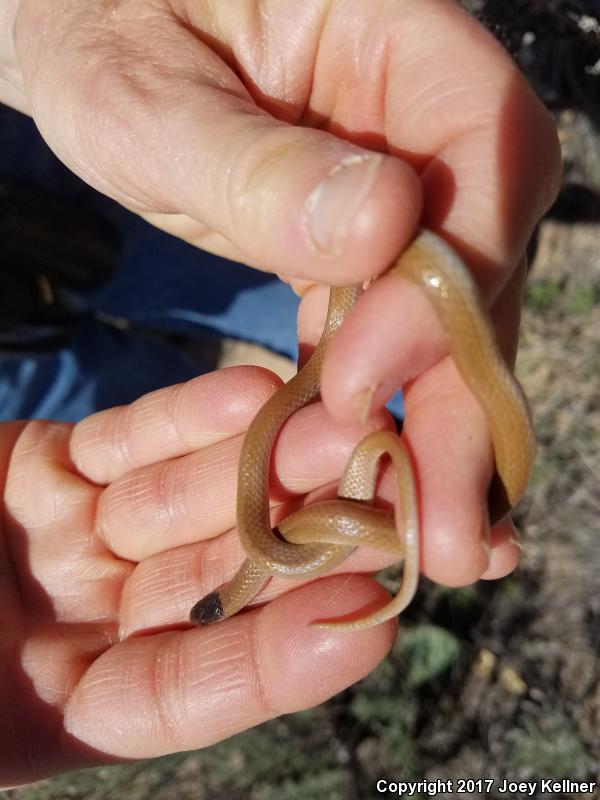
[{"x1": 190, "y1": 229, "x2": 535, "y2": 631}]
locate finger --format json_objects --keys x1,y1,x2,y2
[
  {"x1": 119, "y1": 495, "x2": 397, "y2": 638},
  {"x1": 70, "y1": 367, "x2": 283, "y2": 485},
  {"x1": 399, "y1": 338, "x2": 522, "y2": 586},
  {"x1": 114, "y1": 474, "x2": 521, "y2": 636},
  {"x1": 64, "y1": 576, "x2": 396, "y2": 759},
  {"x1": 157, "y1": 0, "x2": 558, "y2": 275},
  {"x1": 320, "y1": 251, "x2": 527, "y2": 424},
  {"x1": 481, "y1": 519, "x2": 522, "y2": 580},
  {"x1": 311, "y1": 0, "x2": 561, "y2": 272},
  {"x1": 0, "y1": 422, "x2": 29, "y2": 629},
  {"x1": 317, "y1": 258, "x2": 529, "y2": 584},
  {"x1": 123, "y1": 209, "x2": 254, "y2": 267},
  {"x1": 97, "y1": 402, "x2": 394, "y2": 562},
  {"x1": 2, "y1": 622, "x2": 121, "y2": 784},
  {"x1": 401, "y1": 357, "x2": 493, "y2": 587},
  {"x1": 4, "y1": 421, "x2": 131, "y2": 624},
  {"x1": 17, "y1": 2, "x2": 421, "y2": 284},
  {"x1": 311, "y1": 2, "x2": 559, "y2": 421}
]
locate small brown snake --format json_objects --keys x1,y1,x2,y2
[{"x1": 190, "y1": 229, "x2": 535, "y2": 630}]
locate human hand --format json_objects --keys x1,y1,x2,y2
[
  {"x1": 1, "y1": 366, "x2": 412, "y2": 786},
  {"x1": 2, "y1": 1, "x2": 561, "y2": 592}
]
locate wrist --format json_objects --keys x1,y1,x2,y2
[{"x1": 0, "y1": 0, "x2": 29, "y2": 114}]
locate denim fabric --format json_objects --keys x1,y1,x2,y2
[{"x1": 0, "y1": 103, "x2": 403, "y2": 423}]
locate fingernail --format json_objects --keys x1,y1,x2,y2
[
  {"x1": 352, "y1": 383, "x2": 380, "y2": 425},
  {"x1": 481, "y1": 538, "x2": 491, "y2": 566},
  {"x1": 481, "y1": 518, "x2": 492, "y2": 568},
  {"x1": 305, "y1": 155, "x2": 382, "y2": 254},
  {"x1": 508, "y1": 534, "x2": 523, "y2": 551}
]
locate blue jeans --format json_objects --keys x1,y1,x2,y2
[{"x1": 0, "y1": 103, "x2": 402, "y2": 423}]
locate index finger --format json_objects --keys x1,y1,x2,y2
[{"x1": 70, "y1": 367, "x2": 282, "y2": 485}]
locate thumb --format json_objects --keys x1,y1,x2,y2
[{"x1": 16, "y1": 5, "x2": 421, "y2": 284}]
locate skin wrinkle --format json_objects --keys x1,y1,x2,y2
[
  {"x1": 102, "y1": 435, "x2": 249, "y2": 559},
  {"x1": 45, "y1": 564, "x2": 123, "y2": 624},
  {"x1": 416, "y1": 75, "x2": 501, "y2": 132},
  {"x1": 165, "y1": 456, "x2": 192, "y2": 529},
  {"x1": 81, "y1": 76, "x2": 164, "y2": 207},
  {"x1": 8, "y1": 421, "x2": 62, "y2": 462},
  {"x1": 72, "y1": 369, "x2": 281, "y2": 485},
  {"x1": 231, "y1": 129, "x2": 315, "y2": 229},
  {"x1": 97, "y1": 0, "x2": 168, "y2": 25},
  {"x1": 97, "y1": 479, "x2": 142, "y2": 555},
  {"x1": 264, "y1": 13, "x2": 311, "y2": 106},
  {"x1": 74, "y1": 670, "x2": 118, "y2": 699},
  {"x1": 203, "y1": 540, "x2": 242, "y2": 595},
  {"x1": 218, "y1": 111, "x2": 274, "y2": 240},
  {"x1": 70, "y1": 422, "x2": 101, "y2": 481},
  {"x1": 381, "y1": 12, "x2": 511, "y2": 154},
  {"x1": 53, "y1": 13, "x2": 217, "y2": 206},
  {"x1": 142, "y1": 549, "x2": 194, "y2": 596},
  {"x1": 8, "y1": 429, "x2": 89, "y2": 536},
  {"x1": 0, "y1": 1, "x2": 20, "y2": 83},
  {"x1": 183, "y1": 623, "x2": 270, "y2": 735},
  {"x1": 185, "y1": 446, "x2": 237, "y2": 519},
  {"x1": 130, "y1": 397, "x2": 173, "y2": 447},
  {"x1": 153, "y1": 460, "x2": 180, "y2": 539},
  {"x1": 388, "y1": 84, "x2": 473, "y2": 155},
  {"x1": 443, "y1": 141, "x2": 500, "y2": 180},
  {"x1": 203, "y1": 0, "x2": 321, "y2": 111},
  {"x1": 89, "y1": 6, "x2": 220, "y2": 97},
  {"x1": 168, "y1": 382, "x2": 194, "y2": 452},
  {"x1": 107, "y1": 475, "x2": 156, "y2": 517},
  {"x1": 190, "y1": 633, "x2": 243, "y2": 673},
  {"x1": 152, "y1": 634, "x2": 190, "y2": 750},
  {"x1": 209, "y1": 533, "x2": 241, "y2": 576},
  {"x1": 251, "y1": 613, "x2": 280, "y2": 717},
  {"x1": 129, "y1": 568, "x2": 177, "y2": 609}
]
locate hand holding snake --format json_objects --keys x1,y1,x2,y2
[
  {"x1": 190, "y1": 230, "x2": 536, "y2": 630},
  {"x1": 1, "y1": 0, "x2": 562, "y2": 781}
]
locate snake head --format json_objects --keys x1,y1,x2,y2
[{"x1": 189, "y1": 592, "x2": 225, "y2": 625}]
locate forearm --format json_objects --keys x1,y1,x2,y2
[{"x1": 0, "y1": 0, "x2": 29, "y2": 113}]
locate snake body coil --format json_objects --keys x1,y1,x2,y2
[{"x1": 190, "y1": 230, "x2": 535, "y2": 630}]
